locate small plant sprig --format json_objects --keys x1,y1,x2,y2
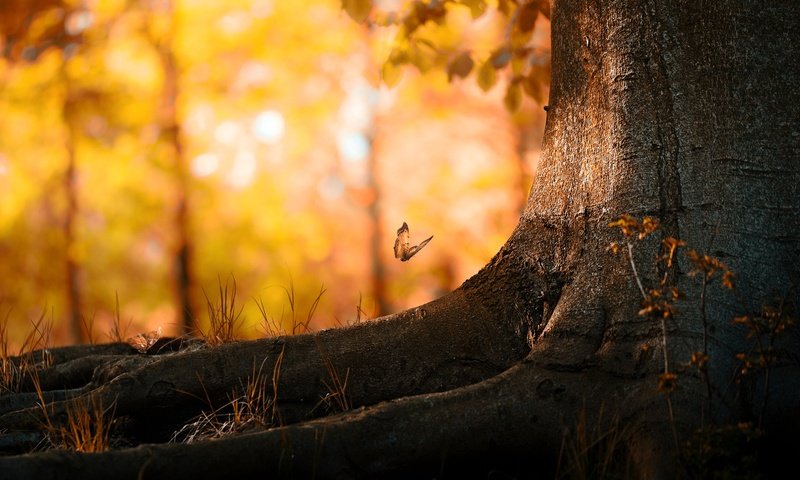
[
  {"x1": 608, "y1": 214, "x2": 660, "y2": 298},
  {"x1": 609, "y1": 214, "x2": 686, "y2": 448},
  {"x1": 609, "y1": 215, "x2": 684, "y2": 384},
  {"x1": 683, "y1": 422, "x2": 763, "y2": 479},
  {"x1": 609, "y1": 213, "x2": 796, "y2": 475},
  {"x1": 685, "y1": 247, "x2": 735, "y2": 419},
  {"x1": 732, "y1": 296, "x2": 796, "y2": 427}
]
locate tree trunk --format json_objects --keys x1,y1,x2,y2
[
  {"x1": 62, "y1": 78, "x2": 85, "y2": 345},
  {"x1": 1, "y1": 0, "x2": 798, "y2": 478},
  {"x1": 365, "y1": 130, "x2": 389, "y2": 316},
  {"x1": 155, "y1": 1, "x2": 198, "y2": 334}
]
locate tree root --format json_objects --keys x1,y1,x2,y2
[
  {"x1": 0, "y1": 287, "x2": 540, "y2": 439},
  {"x1": 0, "y1": 359, "x2": 640, "y2": 479}
]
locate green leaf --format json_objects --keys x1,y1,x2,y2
[
  {"x1": 447, "y1": 51, "x2": 474, "y2": 82},
  {"x1": 504, "y1": 82, "x2": 522, "y2": 112},
  {"x1": 342, "y1": 0, "x2": 372, "y2": 23},
  {"x1": 476, "y1": 61, "x2": 497, "y2": 92}
]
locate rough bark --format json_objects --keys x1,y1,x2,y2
[{"x1": 1, "y1": 0, "x2": 798, "y2": 478}]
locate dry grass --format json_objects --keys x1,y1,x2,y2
[
  {"x1": 172, "y1": 346, "x2": 286, "y2": 443},
  {"x1": 1, "y1": 307, "x2": 53, "y2": 394},
  {"x1": 52, "y1": 395, "x2": 116, "y2": 452},
  {"x1": 106, "y1": 292, "x2": 132, "y2": 343},
  {"x1": 333, "y1": 292, "x2": 370, "y2": 328},
  {"x1": 3, "y1": 307, "x2": 115, "y2": 453},
  {"x1": 556, "y1": 406, "x2": 632, "y2": 480},
  {"x1": 256, "y1": 280, "x2": 327, "y2": 337},
  {"x1": 32, "y1": 372, "x2": 116, "y2": 452},
  {"x1": 254, "y1": 295, "x2": 281, "y2": 337},
  {"x1": 201, "y1": 276, "x2": 245, "y2": 345},
  {"x1": 313, "y1": 338, "x2": 351, "y2": 414},
  {"x1": 79, "y1": 313, "x2": 97, "y2": 345}
]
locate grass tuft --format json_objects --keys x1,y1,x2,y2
[
  {"x1": 313, "y1": 338, "x2": 351, "y2": 414},
  {"x1": 32, "y1": 371, "x2": 116, "y2": 452},
  {"x1": 172, "y1": 346, "x2": 286, "y2": 443},
  {"x1": 106, "y1": 292, "x2": 132, "y2": 343},
  {"x1": 1, "y1": 307, "x2": 53, "y2": 394},
  {"x1": 556, "y1": 406, "x2": 632, "y2": 479},
  {"x1": 201, "y1": 276, "x2": 245, "y2": 345},
  {"x1": 255, "y1": 279, "x2": 327, "y2": 337}
]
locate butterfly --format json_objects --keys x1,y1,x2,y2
[
  {"x1": 393, "y1": 222, "x2": 433, "y2": 261},
  {"x1": 126, "y1": 326, "x2": 162, "y2": 354}
]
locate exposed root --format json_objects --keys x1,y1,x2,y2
[{"x1": 0, "y1": 285, "x2": 540, "y2": 443}]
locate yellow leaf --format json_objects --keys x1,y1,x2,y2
[
  {"x1": 504, "y1": 82, "x2": 522, "y2": 112},
  {"x1": 381, "y1": 60, "x2": 403, "y2": 87},
  {"x1": 409, "y1": 39, "x2": 437, "y2": 72},
  {"x1": 498, "y1": 0, "x2": 513, "y2": 15},
  {"x1": 342, "y1": 0, "x2": 372, "y2": 23},
  {"x1": 459, "y1": 0, "x2": 488, "y2": 19},
  {"x1": 476, "y1": 61, "x2": 497, "y2": 92}
]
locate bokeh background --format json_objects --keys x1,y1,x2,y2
[{"x1": 0, "y1": 0, "x2": 549, "y2": 349}]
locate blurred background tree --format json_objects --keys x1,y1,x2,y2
[{"x1": 0, "y1": 0, "x2": 549, "y2": 348}]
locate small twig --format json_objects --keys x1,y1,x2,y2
[
  {"x1": 626, "y1": 242, "x2": 647, "y2": 300},
  {"x1": 698, "y1": 275, "x2": 713, "y2": 422}
]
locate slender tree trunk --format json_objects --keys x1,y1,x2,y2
[
  {"x1": 62, "y1": 80, "x2": 84, "y2": 345},
  {"x1": 365, "y1": 130, "x2": 389, "y2": 316},
  {"x1": 154, "y1": 2, "x2": 197, "y2": 334},
  {"x1": 0, "y1": 1, "x2": 797, "y2": 478},
  {"x1": 362, "y1": 27, "x2": 388, "y2": 316}
]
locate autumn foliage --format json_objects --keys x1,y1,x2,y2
[{"x1": 0, "y1": 0, "x2": 549, "y2": 348}]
